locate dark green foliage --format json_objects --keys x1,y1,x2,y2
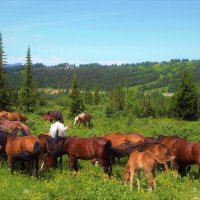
[
  {"x1": 0, "y1": 32, "x2": 10, "y2": 110},
  {"x1": 93, "y1": 87, "x2": 100, "y2": 105},
  {"x1": 83, "y1": 89, "x2": 93, "y2": 105},
  {"x1": 110, "y1": 86, "x2": 125, "y2": 111},
  {"x1": 5, "y1": 59, "x2": 200, "y2": 92},
  {"x1": 18, "y1": 47, "x2": 37, "y2": 112},
  {"x1": 69, "y1": 76, "x2": 84, "y2": 117},
  {"x1": 173, "y1": 70, "x2": 199, "y2": 120}
]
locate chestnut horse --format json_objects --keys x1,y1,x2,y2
[
  {"x1": 0, "y1": 111, "x2": 28, "y2": 122},
  {"x1": 170, "y1": 139, "x2": 200, "y2": 176},
  {"x1": 103, "y1": 132, "x2": 146, "y2": 163},
  {"x1": 124, "y1": 150, "x2": 175, "y2": 191},
  {"x1": 41, "y1": 136, "x2": 113, "y2": 176},
  {"x1": 0, "y1": 116, "x2": 30, "y2": 135},
  {"x1": 43, "y1": 111, "x2": 64, "y2": 123},
  {"x1": 157, "y1": 135, "x2": 186, "y2": 169},
  {"x1": 2, "y1": 129, "x2": 42, "y2": 177},
  {"x1": 74, "y1": 112, "x2": 92, "y2": 128}
]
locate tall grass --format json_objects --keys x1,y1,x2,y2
[{"x1": 2, "y1": 107, "x2": 200, "y2": 199}]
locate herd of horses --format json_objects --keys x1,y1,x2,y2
[{"x1": 0, "y1": 110, "x2": 200, "y2": 192}]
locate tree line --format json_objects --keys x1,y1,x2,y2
[{"x1": 0, "y1": 32, "x2": 199, "y2": 121}]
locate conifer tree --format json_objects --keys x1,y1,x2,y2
[
  {"x1": 18, "y1": 47, "x2": 37, "y2": 112},
  {"x1": 0, "y1": 32, "x2": 10, "y2": 110},
  {"x1": 173, "y1": 70, "x2": 199, "y2": 120},
  {"x1": 69, "y1": 76, "x2": 84, "y2": 117}
]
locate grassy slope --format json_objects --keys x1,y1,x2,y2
[{"x1": 1, "y1": 107, "x2": 200, "y2": 200}]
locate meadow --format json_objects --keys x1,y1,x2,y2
[{"x1": 1, "y1": 104, "x2": 200, "y2": 200}]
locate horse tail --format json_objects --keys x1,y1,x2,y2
[
  {"x1": 109, "y1": 141, "x2": 144, "y2": 157},
  {"x1": 0, "y1": 130, "x2": 8, "y2": 151},
  {"x1": 33, "y1": 142, "x2": 42, "y2": 158}
]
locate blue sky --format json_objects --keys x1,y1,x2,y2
[{"x1": 0, "y1": 0, "x2": 200, "y2": 66}]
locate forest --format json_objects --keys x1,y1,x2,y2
[{"x1": 5, "y1": 59, "x2": 200, "y2": 92}]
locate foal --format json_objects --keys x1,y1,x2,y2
[{"x1": 124, "y1": 151, "x2": 175, "y2": 192}]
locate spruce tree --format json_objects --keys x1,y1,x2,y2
[
  {"x1": 18, "y1": 47, "x2": 37, "y2": 112},
  {"x1": 174, "y1": 70, "x2": 199, "y2": 120},
  {"x1": 69, "y1": 76, "x2": 84, "y2": 117},
  {"x1": 0, "y1": 32, "x2": 10, "y2": 110}
]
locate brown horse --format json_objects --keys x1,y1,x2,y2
[
  {"x1": 41, "y1": 136, "x2": 113, "y2": 176},
  {"x1": 43, "y1": 111, "x2": 64, "y2": 123},
  {"x1": 170, "y1": 139, "x2": 200, "y2": 176},
  {"x1": 73, "y1": 112, "x2": 92, "y2": 128},
  {"x1": 137, "y1": 142, "x2": 171, "y2": 171},
  {"x1": 0, "y1": 111, "x2": 9, "y2": 118},
  {"x1": 37, "y1": 133, "x2": 62, "y2": 169},
  {"x1": 2, "y1": 129, "x2": 42, "y2": 177},
  {"x1": 104, "y1": 132, "x2": 146, "y2": 147},
  {"x1": 0, "y1": 116, "x2": 30, "y2": 135},
  {"x1": 3, "y1": 112, "x2": 28, "y2": 122},
  {"x1": 103, "y1": 132, "x2": 146, "y2": 163},
  {"x1": 124, "y1": 151, "x2": 175, "y2": 191}
]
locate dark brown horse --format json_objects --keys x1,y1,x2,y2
[
  {"x1": 2, "y1": 129, "x2": 42, "y2": 177},
  {"x1": 41, "y1": 136, "x2": 113, "y2": 176},
  {"x1": 37, "y1": 133, "x2": 62, "y2": 169},
  {"x1": 43, "y1": 111, "x2": 64, "y2": 123},
  {"x1": 73, "y1": 112, "x2": 92, "y2": 128},
  {"x1": 0, "y1": 116, "x2": 30, "y2": 135},
  {"x1": 170, "y1": 139, "x2": 200, "y2": 176}
]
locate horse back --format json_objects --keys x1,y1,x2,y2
[{"x1": 65, "y1": 137, "x2": 110, "y2": 159}]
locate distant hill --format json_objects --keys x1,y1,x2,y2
[
  {"x1": 4, "y1": 59, "x2": 200, "y2": 92},
  {"x1": 4, "y1": 63, "x2": 23, "y2": 68}
]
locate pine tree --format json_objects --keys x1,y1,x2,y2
[
  {"x1": 173, "y1": 70, "x2": 199, "y2": 120},
  {"x1": 0, "y1": 32, "x2": 10, "y2": 110},
  {"x1": 18, "y1": 47, "x2": 37, "y2": 112},
  {"x1": 69, "y1": 76, "x2": 84, "y2": 117}
]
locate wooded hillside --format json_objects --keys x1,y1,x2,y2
[{"x1": 5, "y1": 59, "x2": 200, "y2": 92}]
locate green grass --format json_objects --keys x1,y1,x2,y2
[{"x1": 2, "y1": 109, "x2": 200, "y2": 199}]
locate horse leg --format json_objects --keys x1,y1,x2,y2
[
  {"x1": 152, "y1": 164, "x2": 157, "y2": 189},
  {"x1": 59, "y1": 155, "x2": 62, "y2": 169},
  {"x1": 69, "y1": 156, "x2": 76, "y2": 171},
  {"x1": 10, "y1": 157, "x2": 15, "y2": 174},
  {"x1": 136, "y1": 170, "x2": 141, "y2": 191},
  {"x1": 173, "y1": 160, "x2": 180, "y2": 177},
  {"x1": 100, "y1": 159, "x2": 110, "y2": 176},
  {"x1": 74, "y1": 159, "x2": 78, "y2": 171},
  {"x1": 145, "y1": 171, "x2": 153, "y2": 192},
  {"x1": 32, "y1": 158, "x2": 39, "y2": 178}
]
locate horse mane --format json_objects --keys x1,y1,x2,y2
[
  {"x1": 137, "y1": 141, "x2": 162, "y2": 152},
  {"x1": 10, "y1": 128, "x2": 21, "y2": 138},
  {"x1": 157, "y1": 135, "x2": 182, "y2": 141},
  {"x1": 112, "y1": 141, "x2": 143, "y2": 156},
  {"x1": 46, "y1": 137, "x2": 68, "y2": 158}
]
